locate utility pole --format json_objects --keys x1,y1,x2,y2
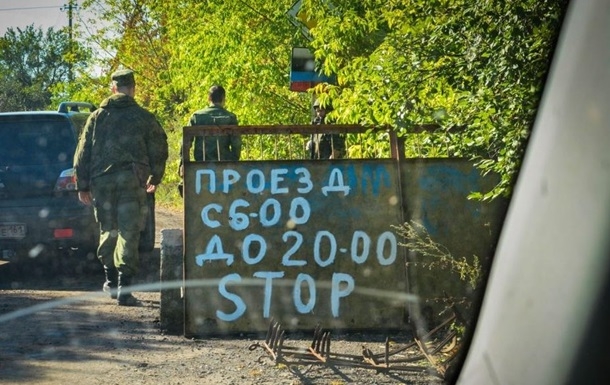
[{"x1": 61, "y1": 0, "x2": 77, "y2": 82}]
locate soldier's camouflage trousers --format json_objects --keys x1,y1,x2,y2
[{"x1": 91, "y1": 170, "x2": 147, "y2": 276}]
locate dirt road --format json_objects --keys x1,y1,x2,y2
[{"x1": 0, "y1": 207, "x2": 445, "y2": 385}]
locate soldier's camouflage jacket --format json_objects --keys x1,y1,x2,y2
[
  {"x1": 73, "y1": 93, "x2": 168, "y2": 191},
  {"x1": 189, "y1": 105, "x2": 240, "y2": 161}
]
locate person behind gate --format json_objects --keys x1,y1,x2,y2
[
  {"x1": 188, "y1": 85, "x2": 240, "y2": 162},
  {"x1": 309, "y1": 99, "x2": 346, "y2": 159},
  {"x1": 73, "y1": 69, "x2": 168, "y2": 306},
  {"x1": 178, "y1": 85, "x2": 240, "y2": 196}
]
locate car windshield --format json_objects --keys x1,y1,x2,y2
[{"x1": 4, "y1": 1, "x2": 607, "y2": 385}]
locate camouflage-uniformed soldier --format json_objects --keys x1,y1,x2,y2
[
  {"x1": 73, "y1": 69, "x2": 168, "y2": 306},
  {"x1": 188, "y1": 85, "x2": 240, "y2": 162},
  {"x1": 310, "y1": 99, "x2": 346, "y2": 159},
  {"x1": 177, "y1": 85, "x2": 239, "y2": 196}
]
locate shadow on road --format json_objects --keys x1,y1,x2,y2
[{"x1": 0, "y1": 247, "x2": 161, "y2": 292}]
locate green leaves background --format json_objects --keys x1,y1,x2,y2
[{"x1": 1, "y1": 0, "x2": 567, "y2": 203}]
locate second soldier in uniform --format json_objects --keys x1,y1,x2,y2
[
  {"x1": 178, "y1": 85, "x2": 239, "y2": 196},
  {"x1": 188, "y1": 84, "x2": 240, "y2": 162}
]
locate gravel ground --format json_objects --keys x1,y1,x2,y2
[{"x1": 0, "y1": 207, "x2": 449, "y2": 385}]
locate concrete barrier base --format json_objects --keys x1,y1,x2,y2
[{"x1": 159, "y1": 228, "x2": 183, "y2": 335}]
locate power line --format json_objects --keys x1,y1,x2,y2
[{"x1": 0, "y1": 6, "x2": 62, "y2": 12}]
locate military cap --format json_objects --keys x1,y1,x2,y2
[{"x1": 111, "y1": 69, "x2": 135, "y2": 87}]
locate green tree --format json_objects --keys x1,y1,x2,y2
[
  {"x1": 0, "y1": 25, "x2": 88, "y2": 111},
  {"x1": 72, "y1": 0, "x2": 566, "y2": 201},
  {"x1": 75, "y1": 0, "x2": 316, "y2": 204},
  {"x1": 303, "y1": 0, "x2": 566, "y2": 199},
  {"x1": 79, "y1": 0, "x2": 310, "y2": 125}
]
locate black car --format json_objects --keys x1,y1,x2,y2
[{"x1": 0, "y1": 102, "x2": 155, "y2": 269}]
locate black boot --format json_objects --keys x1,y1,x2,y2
[
  {"x1": 117, "y1": 272, "x2": 139, "y2": 306},
  {"x1": 103, "y1": 266, "x2": 117, "y2": 300}
]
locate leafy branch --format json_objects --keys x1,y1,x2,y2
[{"x1": 394, "y1": 221, "x2": 481, "y2": 290}]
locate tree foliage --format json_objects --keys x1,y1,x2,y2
[
  {"x1": 69, "y1": 0, "x2": 566, "y2": 200},
  {"x1": 79, "y1": 0, "x2": 311, "y2": 126},
  {"x1": 0, "y1": 25, "x2": 88, "y2": 111},
  {"x1": 303, "y1": 0, "x2": 566, "y2": 199},
  {"x1": 74, "y1": 0, "x2": 315, "y2": 202}
]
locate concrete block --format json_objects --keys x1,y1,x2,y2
[{"x1": 160, "y1": 228, "x2": 183, "y2": 335}]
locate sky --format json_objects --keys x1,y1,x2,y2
[
  {"x1": 0, "y1": 0, "x2": 75, "y2": 34},
  {"x1": 0, "y1": 1, "x2": 106, "y2": 76}
]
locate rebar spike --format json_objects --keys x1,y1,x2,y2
[{"x1": 385, "y1": 337, "x2": 390, "y2": 367}]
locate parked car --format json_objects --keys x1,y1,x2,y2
[{"x1": 0, "y1": 102, "x2": 155, "y2": 270}]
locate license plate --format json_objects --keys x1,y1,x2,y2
[{"x1": 0, "y1": 223, "x2": 27, "y2": 239}]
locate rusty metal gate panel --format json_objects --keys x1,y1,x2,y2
[{"x1": 183, "y1": 159, "x2": 408, "y2": 336}]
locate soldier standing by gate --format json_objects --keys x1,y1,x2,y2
[
  {"x1": 178, "y1": 85, "x2": 240, "y2": 196},
  {"x1": 188, "y1": 85, "x2": 240, "y2": 162},
  {"x1": 310, "y1": 99, "x2": 346, "y2": 159},
  {"x1": 73, "y1": 69, "x2": 168, "y2": 306}
]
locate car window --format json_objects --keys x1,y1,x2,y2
[{"x1": 0, "y1": 119, "x2": 75, "y2": 166}]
